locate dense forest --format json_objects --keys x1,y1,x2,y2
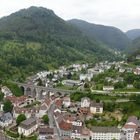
[
  {"x1": 68, "y1": 19, "x2": 130, "y2": 50},
  {"x1": 0, "y1": 7, "x2": 118, "y2": 81}
]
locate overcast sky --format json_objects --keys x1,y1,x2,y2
[{"x1": 0, "y1": 0, "x2": 140, "y2": 31}]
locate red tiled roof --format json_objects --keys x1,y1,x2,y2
[
  {"x1": 80, "y1": 107, "x2": 89, "y2": 114},
  {"x1": 82, "y1": 128, "x2": 90, "y2": 135},
  {"x1": 124, "y1": 116, "x2": 140, "y2": 129},
  {"x1": 14, "y1": 106, "x2": 39, "y2": 114},
  {"x1": 6, "y1": 95, "x2": 27, "y2": 104},
  {"x1": 55, "y1": 99, "x2": 62, "y2": 107},
  {"x1": 44, "y1": 99, "x2": 51, "y2": 107},
  {"x1": 63, "y1": 114, "x2": 75, "y2": 123},
  {"x1": 59, "y1": 120, "x2": 72, "y2": 131},
  {"x1": 123, "y1": 124, "x2": 138, "y2": 129}
]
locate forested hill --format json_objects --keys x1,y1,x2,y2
[
  {"x1": 126, "y1": 29, "x2": 140, "y2": 40},
  {"x1": 0, "y1": 6, "x2": 116, "y2": 81},
  {"x1": 68, "y1": 19, "x2": 130, "y2": 50},
  {"x1": 127, "y1": 37, "x2": 140, "y2": 54}
]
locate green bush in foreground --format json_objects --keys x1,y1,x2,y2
[{"x1": 6, "y1": 130, "x2": 19, "y2": 138}]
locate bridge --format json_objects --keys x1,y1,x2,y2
[{"x1": 14, "y1": 82, "x2": 75, "y2": 100}]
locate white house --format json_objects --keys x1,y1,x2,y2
[
  {"x1": 72, "y1": 120, "x2": 82, "y2": 127},
  {"x1": 81, "y1": 97, "x2": 90, "y2": 108},
  {"x1": 62, "y1": 80, "x2": 82, "y2": 87},
  {"x1": 0, "y1": 112, "x2": 13, "y2": 127},
  {"x1": 79, "y1": 74, "x2": 93, "y2": 81},
  {"x1": 72, "y1": 64, "x2": 82, "y2": 71},
  {"x1": 90, "y1": 102, "x2": 103, "y2": 114},
  {"x1": 133, "y1": 68, "x2": 140, "y2": 75},
  {"x1": 18, "y1": 117, "x2": 38, "y2": 136},
  {"x1": 103, "y1": 86, "x2": 114, "y2": 91},
  {"x1": 1, "y1": 86, "x2": 12, "y2": 97},
  {"x1": 63, "y1": 97, "x2": 71, "y2": 107},
  {"x1": 119, "y1": 68, "x2": 125, "y2": 73},
  {"x1": 127, "y1": 84, "x2": 134, "y2": 89},
  {"x1": 0, "y1": 103, "x2": 4, "y2": 111},
  {"x1": 91, "y1": 127, "x2": 121, "y2": 140}
]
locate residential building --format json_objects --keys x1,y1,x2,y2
[
  {"x1": 90, "y1": 102, "x2": 103, "y2": 114},
  {"x1": 133, "y1": 68, "x2": 140, "y2": 75},
  {"x1": 127, "y1": 84, "x2": 134, "y2": 89},
  {"x1": 5, "y1": 95, "x2": 27, "y2": 107},
  {"x1": 87, "y1": 68, "x2": 100, "y2": 75},
  {"x1": 81, "y1": 128, "x2": 91, "y2": 140},
  {"x1": 122, "y1": 116, "x2": 140, "y2": 140},
  {"x1": 91, "y1": 127, "x2": 121, "y2": 140},
  {"x1": 103, "y1": 86, "x2": 114, "y2": 91},
  {"x1": 119, "y1": 68, "x2": 125, "y2": 73},
  {"x1": 58, "y1": 120, "x2": 72, "y2": 137},
  {"x1": 81, "y1": 97, "x2": 90, "y2": 108},
  {"x1": 13, "y1": 107, "x2": 39, "y2": 119},
  {"x1": 62, "y1": 80, "x2": 82, "y2": 87},
  {"x1": 63, "y1": 97, "x2": 71, "y2": 107},
  {"x1": 18, "y1": 117, "x2": 38, "y2": 136},
  {"x1": 72, "y1": 64, "x2": 82, "y2": 72},
  {"x1": 37, "y1": 99, "x2": 51, "y2": 118},
  {"x1": 1, "y1": 86, "x2": 12, "y2": 97},
  {"x1": 0, "y1": 112, "x2": 13, "y2": 127},
  {"x1": 71, "y1": 125, "x2": 83, "y2": 139},
  {"x1": 38, "y1": 126, "x2": 54, "y2": 140},
  {"x1": 79, "y1": 74, "x2": 93, "y2": 81},
  {"x1": 71, "y1": 119, "x2": 89, "y2": 140}
]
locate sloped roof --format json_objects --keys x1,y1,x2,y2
[
  {"x1": 59, "y1": 120, "x2": 72, "y2": 131},
  {"x1": 92, "y1": 126, "x2": 120, "y2": 133},
  {"x1": 0, "y1": 112, "x2": 13, "y2": 122}
]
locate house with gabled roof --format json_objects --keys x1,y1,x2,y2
[
  {"x1": 0, "y1": 112, "x2": 13, "y2": 127},
  {"x1": 13, "y1": 106, "x2": 39, "y2": 119},
  {"x1": 37, "y1": 99, "x2": 52, "y2": 118},
  {"x1": 5, "y1": 95, "x2": 28, "y2": 107},
  {"x1": 18, "y1": 117, "x2": 38, "y2": 136},
  {"x1": 122, "y1": 116, "x2": 140, "y2": 140},
  {"x1": 59, "y1": 120, "x2": 72, "y2": 137},
  {"x1": 38, "y1": 126, "x2": 54, "y2": 140},
  {"x1": 90, "y1": 101, "x2": 103, "y2": 114},
  {"x1": 91, "y1": 126, "x2": 121, "y2": 140},
  {"x1": 81, "y1": 97, "x2": 90, "y2": 108}
]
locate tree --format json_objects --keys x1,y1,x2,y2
[
  {"x1": 3, "y1": 100, "x2": 13, "y2": 112},
  {"x1": 0, "y1": 79, "x2": 2, "y2": 84},
  {"x1": 16, "y1": 114, "x2": 26, "y2": 125},
  {"x1": 134, "y1": 81, "x2": 140, "y2": 89},
  {"x1": 130, "y1": 94, "x2": 140, "y2": 105},
  {"x1": 114, "y1": 82, "x2": 126, "y2": 89},
  {"x1": 38, "y1": 78, "x2": 43, "y2": 86},
  {"x1": 0, "y1": 92, "x2": 4, "y2": 101},
  {"x1": 124, "y1": 73, "x2": 136, "y2": 84},
  {"x1": 96, "y1": 98, "x2": 100, "y2": 103},
  {"x1": 84, "y1": 83, "x2": 90, "y2": 89},
  {"x1": 42, "y1": 114, "x2": 49, "y2": 124},
  {"x1": 104, "y1": 102, "x2": 115, "y2": 112},
  {"x1": 67, "y1": 72, "x2": 72, "y2": 79}
]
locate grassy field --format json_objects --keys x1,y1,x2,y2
[{"x1": 70, "y1": 92, "x2": 127, "y2": 102}]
